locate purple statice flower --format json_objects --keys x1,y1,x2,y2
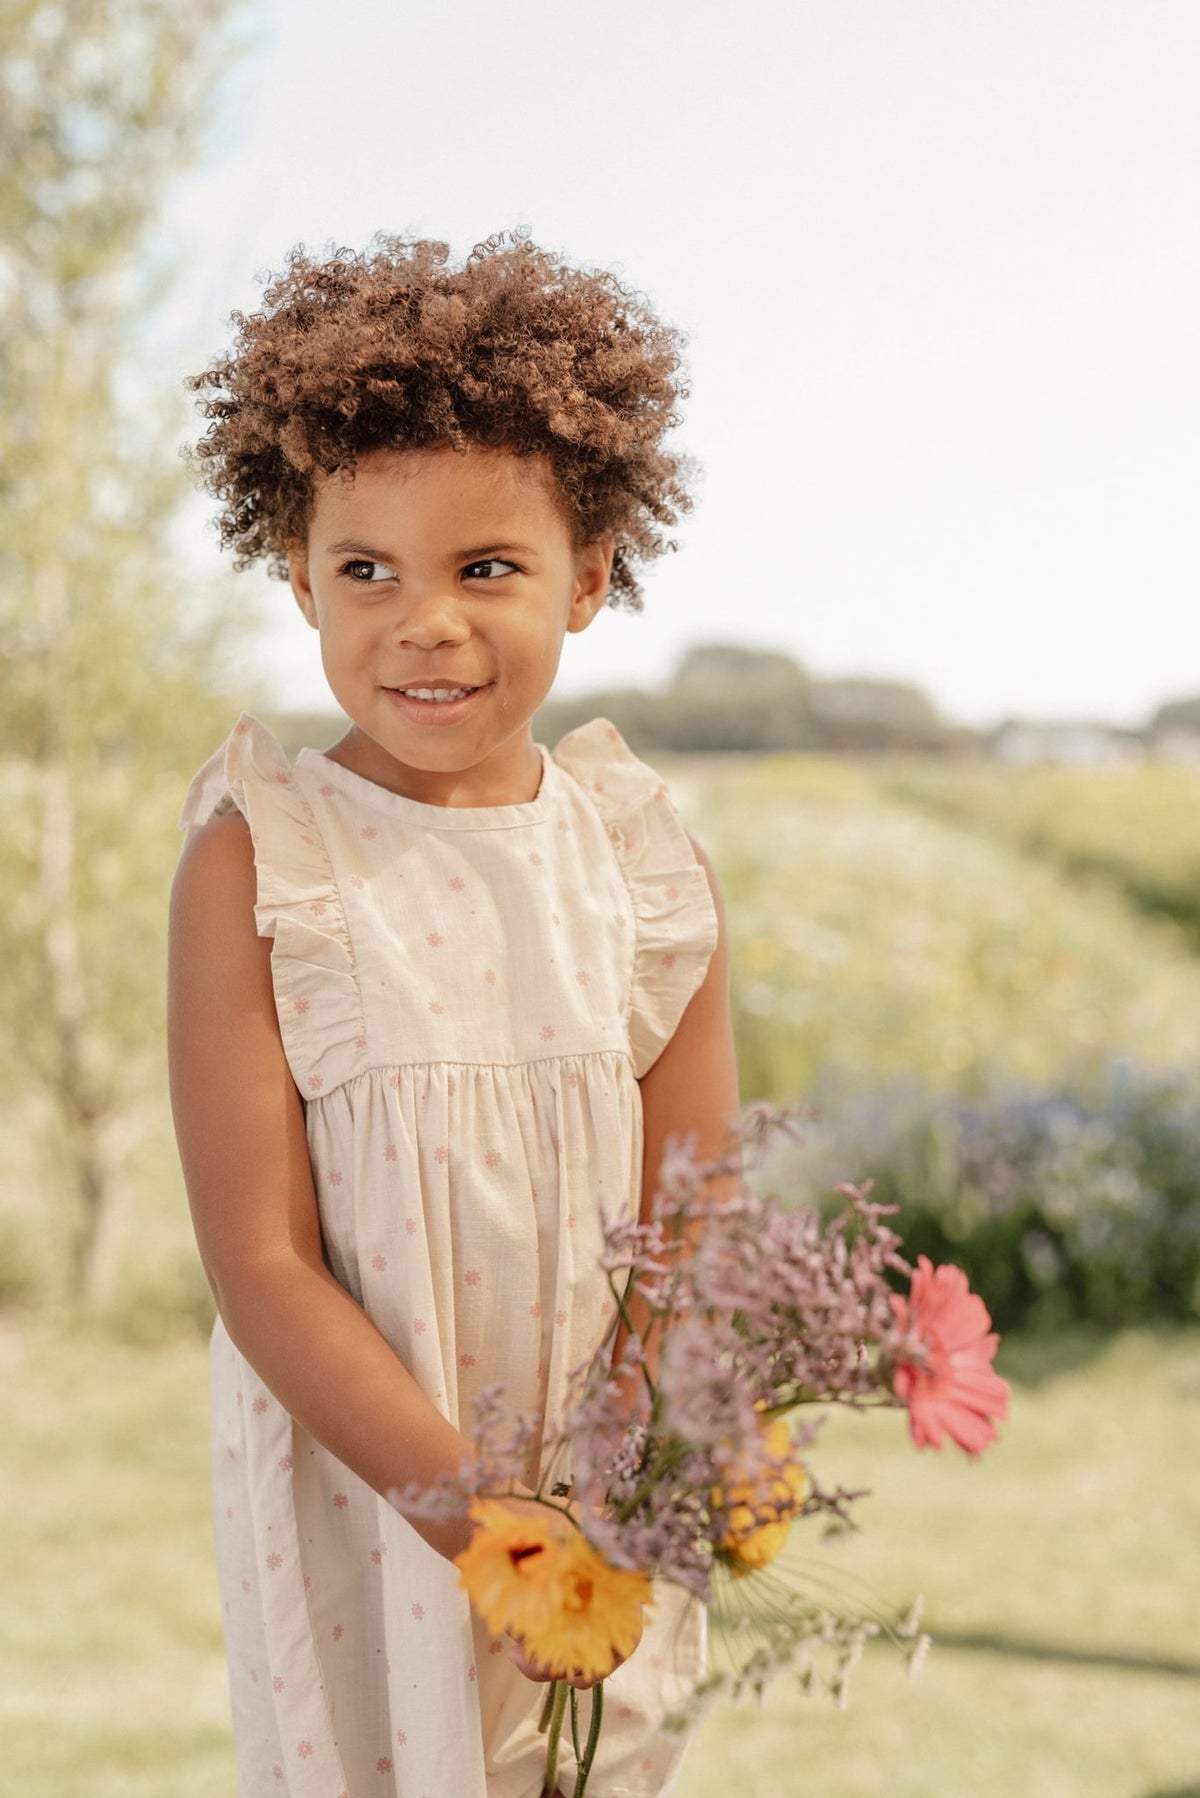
[
  {"x1": 655, "y1": 1312, "x2": 762, "y2": 1455},
  {"x1": 667, "y1": 1178, "x2": 911, "y2": 1421},
  {"x1": 572, "y1": 1389, "x2": 723, "y2": 1597}
]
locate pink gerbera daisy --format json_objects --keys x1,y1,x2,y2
[{"x1": 890, "y1": 1256, "x2": 1011, "y2": 1456}]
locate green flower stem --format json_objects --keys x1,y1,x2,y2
[
  {"x1": 540, "y1": 1681, "x2": 568, "y2": 1797},
  {"x1": 538, "y1": 1681, "x2": 560, "y2": 1735},
  {"x1": 606, "y1": 1270, "x2": 660, "y2": 1404},
  {"x1": 540, "y1": 1678, "x2": 607, "y2": 1798},
  {"x1": 613, "y1": 1435, "x2": 689, "y2": 1524},
  {"x1": 572, "y1": 1680, "x2": 605, "y2": 1797}
]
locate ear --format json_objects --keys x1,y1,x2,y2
[
  {"x1": 566, "y1": 537, "x2": 614, "y2": 635},
  {"x1": 287, "y1": 548, "x2": 320, "y2": 629}
]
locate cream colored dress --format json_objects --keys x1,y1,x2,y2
[{"x1": 181, "y1": 715, "x2": 718, "y2": 1798}]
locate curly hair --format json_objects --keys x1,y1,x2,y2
[{"x1": 187, "y1": 232, "x2": 693, "y2": 609}]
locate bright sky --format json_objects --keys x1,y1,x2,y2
[{"x1": 168, "y1": 0, "x2": 1200, "y2": 728}]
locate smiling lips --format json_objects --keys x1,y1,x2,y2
[
  {"x1": 383, "y1": 682, "x2": 488, "y2": 720},
  {"x1": 402, "y1": 686, "x2": 478, "y2": 701},
  {"x1": 397, "y1": 685, "x2": 477, "y2": 703}
]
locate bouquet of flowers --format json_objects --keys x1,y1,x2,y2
[{"x1": 394, "y1": 1108, "x2": 1010, "y2": 1798}]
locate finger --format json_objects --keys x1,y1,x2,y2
[
  {"x1": 504, "y1": 1638, "x2": 556, "y2": 1682},
  {"x1": 565, "y1": 1650, "x2": 625, "y2": 1688},
  {"x1": 505, "y1": 1633, "x2": 627, "y2": 1688}
]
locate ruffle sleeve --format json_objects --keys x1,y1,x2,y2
[
  {"x1": 552, "y1": 718, "x2": 719, "y2": 1077},
  {"x1": 179, "y1": 714, "x2": 366, "y2": 1099}
]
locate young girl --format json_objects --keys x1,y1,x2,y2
[{"x1": 169, "y1": 233, "x2": 739, "y2": 1798}]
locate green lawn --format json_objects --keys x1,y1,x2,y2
[
  {"x1": 2, "y1": 1321, "x2": 1197, "y2": 1798},
  {"x1": 680, "y1": 1330, "x2": 1200, "y2": 1798}
]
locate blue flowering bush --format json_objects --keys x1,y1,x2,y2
[{"x1": 771, "y1": 1064, "x2": 1200, "y2": 1332}]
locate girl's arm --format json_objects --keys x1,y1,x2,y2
[
  {"x1": 621, "y1": 839, "x2": 740, "y2": 1375},
  {"x1": 168, "y1": 809, "x2": 474, "y2": 1562},
  {"x1": 639, "y1": 837, "x2": 739, "y2": 1204}
]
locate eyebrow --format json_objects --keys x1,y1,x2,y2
[
  {"x1": 324, "y1": 538, "x2": 394, "y2": 560},
  {"x1": 454, "y1": 542, "x2": 539, "y2": 562},
  {"x1": 323, "y1": 538, "x2": 540, "y2": 561}
]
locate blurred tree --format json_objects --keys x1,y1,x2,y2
[
  {"x1": 807, "y1": 677, "x2": 950, "y2": 752},
  {"x1": 535, "y1": 645, "x2": 959, "y2": 756},
  {"x1": 670, "y1": 643, "x2": 811, "y2": 697},
  {"x1": 1150, "y1": 694, "x2": 1200, "y2": 731},
  {"x1": 0, "y1": 0, "x2": 249, "y2": 1305},
  {"x1": 663, "y1": 644, "x2": 815, "y2": 751}
]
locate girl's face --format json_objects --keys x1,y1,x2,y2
[{"x1": 288, "y1": 444, "x2": 612, "y2": 806}]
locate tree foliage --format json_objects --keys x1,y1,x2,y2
[
  {"x1": 0, "y1": 0, "x2": 248, "y2": 1304},
  {"x1": 1151, "y1": 693, "x2": 1200, "y2": 732},
  {"x1": 536, "y1": 644, "x2": 959, "y2": 755}
]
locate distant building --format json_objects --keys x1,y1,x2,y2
[{"x1": 988, "y1": 721, "x2": 1145, "y2": 767}]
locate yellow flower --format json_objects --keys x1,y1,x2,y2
[
  {"x1": 716, "y1": 1416, "x2": 809, "y2": 1578},
  {"x1": 455, "y1": 1499, "x2": 651, "y2": 1681}
]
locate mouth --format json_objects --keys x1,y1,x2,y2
[
  {"x1": 382, "y1": 681, "x2": 489, "y2": 722},
  {"x1": 392, "y1": 685, "x2": 479, "y2": 703}
]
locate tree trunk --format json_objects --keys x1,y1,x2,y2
[
  {"x1": 38, "y1": 756, "x2": 123, "y2": 1305},
  {"x1": 75, "y1": 1106, "x2": 130, "y2": 1311}
]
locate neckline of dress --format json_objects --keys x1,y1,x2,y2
[{"x1": 296, "y1": 743, "x2": 554, "y2": 829}]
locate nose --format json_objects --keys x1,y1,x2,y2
[{"x1": 394, "y1": 587, "x2": 470, "y2": 650}]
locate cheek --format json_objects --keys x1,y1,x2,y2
[
  {"x1": 524, "y1": 611, "x2": 572, "y2": 668},
  {"x1": 317, "y1": 602, "x2": 372, "y2": 651}
]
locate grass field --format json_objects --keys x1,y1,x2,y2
[
  {"x1": 884, "y1": 760, "x2": 1200, "y2": 946},
  {"x1": 673, "y1": 757, "x2": 1200, "y2": 1106},
  {"x1": 3, "y1": 1319, "x2": 1197, "y2": 1798}
]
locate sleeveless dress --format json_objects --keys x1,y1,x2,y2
[{"x1": 180, "y1": 715, "x2": 719, "y2": 1798}]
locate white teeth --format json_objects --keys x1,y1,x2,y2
[{"x1": 401, "y1": 686, "x2": 473, "y2": 702}]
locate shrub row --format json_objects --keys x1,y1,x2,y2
[{"x1": 770, "y1": 1063, "x2": 1200, "y2": 1332}]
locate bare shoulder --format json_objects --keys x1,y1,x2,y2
[
  {"x1": 172, "y1": 807, "x2": 255, "y2": 902},
  {"x1": 168, "y1": 807, "x2": 276, "y2": 1049},
  {"x1": 170, "y1": 808, "x2": 262, "y2": 954}
]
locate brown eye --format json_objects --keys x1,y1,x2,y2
[
  {"x1": 464, "y1": 559, "x2": 517, "y2": 581},
  {"x1": 341, "y1": 559, "x2": 394, "y2": 583}
]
